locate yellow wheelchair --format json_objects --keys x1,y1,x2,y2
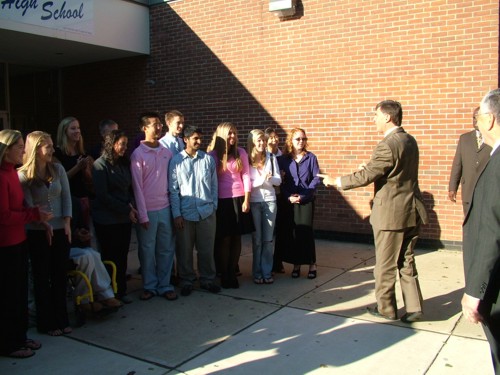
[{"x1": 67, "y1": 260, "x2": 117, "y2": 326}]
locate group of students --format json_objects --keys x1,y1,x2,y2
[
  {"x1": 0, "y1": 110, "x2": 322, "y2": 359},
  {"x1": 0, "y1": 116, "x2": 134, "y2": 358}
]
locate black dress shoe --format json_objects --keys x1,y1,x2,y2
[
  {"x1": 201, "y1": 283, "x2": 221, "y2": 293},
  {"x1": 180, "y1": 285, "x2": 193, "y2": 297},
  {"x1": 400, "y1": 311, "x2": 423, "y2": 323},
  {"x1": 367, "y1": 306, "x2": 397, "y2": 321},
  {"x1": 229, "y1": 279, "x2": 239, "y2": 289}
]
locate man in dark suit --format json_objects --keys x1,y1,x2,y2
[
  {"x1": 462, "y1": 89, "x2": 500, "y2": 374},
  {"x1": 321, "y1": 100, "x2": 428, "y2": 323},
  {"x1": 448, "y1": 107, "x2": 491, "y2": 214}
]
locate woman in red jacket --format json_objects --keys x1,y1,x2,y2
[{"x1": 0, "y1": 130, "x2": 52, "y2": 358}]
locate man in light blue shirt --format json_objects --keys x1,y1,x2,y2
[
  {"x1": 168, "y1": 125, "x2": 220, "y2": 296},
  {"x1": 159, "y1": 110, "x2": 185, "y2": 155}
]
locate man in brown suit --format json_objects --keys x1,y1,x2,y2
[
  {"x1": 322, "y1": 100, "x2": 428, "y2": 323},
  {"x1": 448, "y1": 107, "x2": 492, "y2": 214}
]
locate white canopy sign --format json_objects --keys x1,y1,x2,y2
[{"x1": 0, "y1": 0, "x2": 94, "y2": 35}]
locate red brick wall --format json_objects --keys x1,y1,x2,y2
[{"x1": 62, "y1": 0, "x2": 499, "y2": 247}]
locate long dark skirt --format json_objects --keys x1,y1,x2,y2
[
  {"x1": 275, "y1": 198, "x2": 316, "y2": 265},
  {"x1": 215, "y1": 196, "x2": 254, "y2": 238},
  {"x1": 215, "y1": 196, "x2": 254, "y2": 286}
]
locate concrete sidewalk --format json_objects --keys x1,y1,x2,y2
[{"x1": 0, "y1": 236, "x2": 492, "y2": 375}]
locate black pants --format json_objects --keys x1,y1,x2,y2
[
  {"x1": 483, "y1": 297, "x2": 500, "y2": 374},
  {"x1": 28, "y1": 229, "x2": 70, "y2": 333},
  {"x1": 94, "y1": 222, "x2": 132, "y2": 297},
  {"x1": 0, "y1": 242, "x2": 29, "y2": 354}
]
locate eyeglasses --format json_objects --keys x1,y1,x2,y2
[
  {"x1": 474, "y1": 112, "x2": 491, "y2": 121},
  {"x1": 293, "y1": 137, "x2": 308, "y2": 142}
]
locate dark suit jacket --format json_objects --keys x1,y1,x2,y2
[
  {"x1": 341, "y1": 127, "x2": 428, "y2": 230},
  {"x1": 449, "y1": 130, "x2": 491, "y2": 212},
  {"x1": 462, "y1": 147, "x2": 500, "y2": 309}
]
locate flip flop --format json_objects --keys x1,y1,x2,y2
[
  {"x1": 163, "y1": 291, "x2": 178, "y2": 301},
  {"x1": 8, "y1": 347, "x2": 35, "y2": 358},
  {"x1": 47, "y1": 329, "x2": 63, "y2": 337},
  {"x1": 24, "y1": 339, "x2": 42, "y2": 350},
  {"x1": 140, "y1": 290, "x2": 155, "y2": 301}
]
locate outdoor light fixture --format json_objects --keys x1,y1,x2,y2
[{"x1": 269, "y1": 0, "x2": 297, "y2": 18}]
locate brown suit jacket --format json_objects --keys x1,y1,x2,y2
[
  {"x1": 448, "y1": 130, "x2": 491, "y2": 213},
  {"x1": 341, "y1": 127, "x2": 428, "y2": 230}
]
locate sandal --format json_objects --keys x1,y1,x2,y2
[
  {"x1": 264, "y1": 278, "x2": 274, "y2": 284},
  {"x1": 62, "y1": 327, "x2": 72, "y2": 335},
  {"x1": 24, "y1": 339, "x2": 42, "y2": 351},
  {"x1": 163, "y1": 291, "x2": 178, "y2": 301},
  {"x1": 253, "y1": 278, "x2": 264, "y2": 284},
  {"x1": 140, "y1": 290, "x2": 155, "y2": 301},
  {"x1": 291, "y1": 266, "x2": 301, "y2": 278},
  {"x1": 307, "y1": 265, "x2": 317, "y2": 279},
  {"x1": 47, "y1": 329, "x2": 63, "y2": 337},
  {"x1": 8, "y1": 347, "x2": 35, "y2": 358}
]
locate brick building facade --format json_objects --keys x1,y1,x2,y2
[{"x1": 61, "y1": 0, "x2": 499, "y2": 248}]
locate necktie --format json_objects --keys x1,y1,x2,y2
[{"x1": 477, "y1": 132, "x2": 483, "y2": 149}]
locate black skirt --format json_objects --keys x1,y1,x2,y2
[
  {"x1": 215, "y1": 196, "x2": 255, "y2": 238},
  {"x1": 275, "y1": 196, "x2": 316, "y2": 265}
]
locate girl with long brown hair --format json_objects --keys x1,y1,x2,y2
[{"x1": 207, "y1": 122, "x2": 253, "y2": 289}]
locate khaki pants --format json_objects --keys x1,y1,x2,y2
[{"x1": 372, "y1": 220, "x2": 424, "y2": 318}]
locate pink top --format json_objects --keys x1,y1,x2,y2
[
  {"x1": 209, "y1": 147, "x2": 251, "y2": 199},
  {"x1": 130, "y1": 142, "x2": 172, "y2": 223}
]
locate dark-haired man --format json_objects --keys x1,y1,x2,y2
[
  {"x1": 169, "y1": 125, "x2": 220, "y2": 297},
  {"x1": 322, "y1": 100, "x2": 428, "y2": 323}
]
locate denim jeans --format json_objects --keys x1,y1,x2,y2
[
  {"x1": 136, "y1": 206, "x2": 175, "y2": 295},
  {"x1": 250, "y1": 201, "x2": 277, "y2": 279}
]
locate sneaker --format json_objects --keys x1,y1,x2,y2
[{"x1": 201, "y1": 283, "x2": 221, "y2": 293}]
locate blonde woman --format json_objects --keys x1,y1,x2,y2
[
  {"x1": 207, "y1": 122, "x2": 253, "y2": 289},
  {"x1": 247, "y1": 130, "x2": 281, "y2": 284},
  {"x1": 18, "y1": 131, "x2": 72, "y2": 336},
  {"x1": 55, "y1": 116, "x2": 93, "y2": 226},
  {"x1": 275, "y1": 128, "x2": 320, "y2": 279},
  {"x1": 0, "y1": 130, "x2": 52, "y2": 358}
]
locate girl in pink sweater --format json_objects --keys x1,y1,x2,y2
[{"x1": 208, "y1": 122, "x2": 253, "y2": 289}]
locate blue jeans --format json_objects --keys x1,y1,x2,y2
[
  {"x1": 136, "y1": 207, "x2": 175, "y2": 295},
  {"x1": 250, "y1": 201, "x2": 277, "y2": 280}
]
